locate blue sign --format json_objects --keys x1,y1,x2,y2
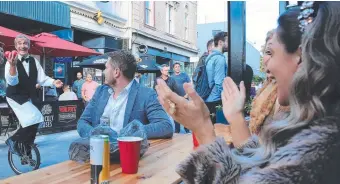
[
  {"x1": 54, "y1": 63, "x2": 65, "y2": 78},
  {"x1": 54, "y1": 57, "x2": 73, "y2": 62}
]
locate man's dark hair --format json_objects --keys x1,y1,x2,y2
[
  {"x1": 213, "y1": 32, "x2": 228, "y2": 47},
  {"x1": 207, "y1": 39, "x2": 214, "y2": 50},
  {"x1": 107, "y1": 50, "x2": 137, "y2": 80},
  {"x1": 173, "y1": 62, "x2": 181, "y2": 68}
]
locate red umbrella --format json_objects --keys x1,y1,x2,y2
[
  {"x1": 31, "y1": 32, "x2": 101, "y2": 57},
  {"x1": 0, "y1": 26, "x2": 40, "y2": 48}
]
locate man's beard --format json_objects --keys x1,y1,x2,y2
[{"x1": 106, "y1": 77, "x2": 116, "y2": 86}]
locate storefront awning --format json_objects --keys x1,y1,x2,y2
[
  {"x1": 146, "y1": 47, "x2": 189, "y2": 63},
  {"x1": 0, "y1": 1, "x2": 71, "y2": 34}
]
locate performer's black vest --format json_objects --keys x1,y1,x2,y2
[{"x1": 6, "y1": 56, "x2": 38, "y2": 105}]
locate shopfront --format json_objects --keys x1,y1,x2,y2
[{"x1": 134, "y1": 44, "x2": 193, "y2": 88}]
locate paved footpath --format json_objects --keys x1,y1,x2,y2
[{"x1": 0, "y1": 130, "x2": 80, "y2": 179}]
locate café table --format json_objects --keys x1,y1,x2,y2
[{"x1": 1, "y1": 124, "x2": 229, "y2": 184}]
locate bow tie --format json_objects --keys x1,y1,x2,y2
[{"x1": 20, "y1": 57, "x2": 28, "y2": 63}]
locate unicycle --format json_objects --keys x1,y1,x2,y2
[{"x1": 8, "y1": 142, "x2": 41, "y2": 175}]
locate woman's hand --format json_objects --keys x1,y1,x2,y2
[
  {"x1": 155, "y1": 79, "x2": 216, "y2": 144},
  {"x1": 221, "y1": 77, "x2": 251, "y2": 147},
  {"x1": 221, "y1": 77, "x2": 246, "y2": 123}
]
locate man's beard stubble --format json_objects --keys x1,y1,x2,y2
[{"x1": 106, "y1": 77, "x2": 116, "y2": 86}]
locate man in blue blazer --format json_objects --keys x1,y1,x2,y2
[{"x1": 77, "y1": 51, "x2": 173, "y2": 139}]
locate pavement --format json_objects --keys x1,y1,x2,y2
[{"x1": 0, "y1": 130, "x2": 80, "y2": 179}]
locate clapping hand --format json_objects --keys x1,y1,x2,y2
[
  {"x1": 155, "y1": 79, "x2": 216, "y2": 144},
  {"x1": 221, "y1": 77, "x2": 246, "y2": 124}
]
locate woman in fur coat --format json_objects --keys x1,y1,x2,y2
[{"x1": 156, "y1": 1, "x2": 340, "y2": 183}]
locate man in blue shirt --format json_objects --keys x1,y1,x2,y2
[
  {"x1": 205, "y1": 31, "x2": 228, "y2": 124},
  {"x1": 171, "y1": 62, "x2": 190, "y2": 133},
  {"x1": 72, "y1": 72, "x2": 85, "y2": 100}
]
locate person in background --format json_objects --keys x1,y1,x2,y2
[
  {"x1": 153, "y1": 64, "x2": 178, "y2": 93},
  {"x1": 196, "y1": 39, "x2": 214, "y2": 67},
  {"x1": 73, "y1": 72, "x2": 85, "y2": 100},
  {"x1": 205, "y1": 31, "x2": 228, "y2": 124},
  {"x1": 59, "y1": 85, "x2": 78, "y2": 101},
  {"x1": 250, "y1": 82, "x2": 256, "y2": 99},
  {"x1": 45, "y1": 84, "x2": 58, "y2": 101},
  {"x1": 81, "y1": 73, "x2": 99, "y2": 106},
  {"x1": 154, "y1": 64, "x2": 179, "y2": 133},
  {"x1": 171, "y1": 62, "x2": 190, "y2": 133}
]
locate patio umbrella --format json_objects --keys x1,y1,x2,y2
[
  {"x1": 0, "y1": 26, "x2": 40, "y2": 49},
  {"x1": 31, "y1": 33, "x2": 101, "y2": 101},
  {"x1": 31, "y1": 33, "x2": 101, "y2": 57},
  {"x1": 76, "y1": 53, "x2": 110, "y2": 70}
]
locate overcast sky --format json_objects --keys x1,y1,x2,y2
[{"x1": 197, "y1": 0, "x2": 279, "y2": 50}]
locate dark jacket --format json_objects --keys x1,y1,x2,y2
[
  {"x1": 176, "y1": 102, "x2": 340, "y2": 183},
  {"x1": 154, "y1": 76, "x2": 179, "y2": 95}
]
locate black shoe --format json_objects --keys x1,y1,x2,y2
[
  {"x1": 21, "y1": 152, "x2": 32, "y2": 165},
  {"x1": 5, "y1": 138, "x2": 19, "y2": 155}
]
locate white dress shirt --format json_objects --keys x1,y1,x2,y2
[
  {"x1": 5, "y1": 55, "x2": 55, "y2": 128},
  {"x1": 101, "y1": 80, "x2": 133, "y2": 133},
  {"x1": 58, "y1": 91, "x2": 78, "y2": 101}
]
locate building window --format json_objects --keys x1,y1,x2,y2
[
  {"x1": 212, "y1": 30, "x2": 222, "y2": 37},
  {"x1": 166, "y1": 4, "x2": 174, "y2": 34},
  {"x1": 185, "y1": 13, "x2": 189, "y2": 40},
  {"x1": 145, "y1": 1, "x2": 154, "y2": 26}
]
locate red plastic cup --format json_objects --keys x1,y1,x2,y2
[
  {"x1": 117, "y1": 136, "x2": 143, "y2": 174},
  {"x1": 192, "y1": 133, "x2": 199, "y2": 148}
]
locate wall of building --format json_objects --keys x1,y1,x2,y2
[
  {"x1": 197, "y1": 21, "x2": 262, "y2": 76},
  {"x1": 65, "y1": 1, "x2": 128, "y2": 39},
  {"x1": 131, "y1": 1, "x2": 198, "y2": 57}
]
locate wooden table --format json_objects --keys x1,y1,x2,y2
[
  {"x1": 1, "y1": 134, "x2": 193, "y2": 184},
  {"x1": 2, "y1": 125, "x2": 229, "y2": 184}
]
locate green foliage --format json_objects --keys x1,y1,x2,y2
[
  {"x1": 253, "y1": 75, "x2": 264, "y2": 84},
  {"x1": 244, "y1": 97, "x2": 253, "y2": 115}
]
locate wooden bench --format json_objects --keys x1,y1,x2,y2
[{"x1": 2, "y1": 125, "x2": 229, "y2": 184}]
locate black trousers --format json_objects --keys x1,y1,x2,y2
[
  {"x1": 205, "y1": 100, "x2": 222, "y2": 124},
  {"x1": 11, "y1": 124, "x2": 39, "y2": 145}
]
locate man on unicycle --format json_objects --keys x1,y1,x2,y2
[{"x1": 4, "y1": 35, "x2": 63, "y2": 164}]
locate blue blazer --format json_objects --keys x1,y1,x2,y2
[{"x1": 77, "y1": 80, "x2": 173, "y2": 139}]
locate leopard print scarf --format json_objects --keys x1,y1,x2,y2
[{"x1": 249, "y1": 80, "x2": 278, "y2": 134}]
